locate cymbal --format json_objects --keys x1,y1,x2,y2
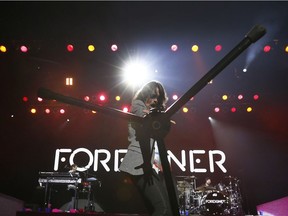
[
  {"x1": 87, "y1": 177, "x2": 97, "y2": 182},
  {"x1": 225, "y1": 175, "x2": 236, "y2": 179},
  {"x1": 225, "y1": 176, "x2": 239, "y2": 181},
  {"x1": 184, "y1": 176, "x2": 197, "y2": 180},
  {"x1": 176, "y1": 175, "x2": 197, "y2": 179},
  {"x1": 177, "y1": 180, "x2": 191, "y2": 188},
  {"x1": 196, "y1": 186, "x2": 216, "y2": 191}
]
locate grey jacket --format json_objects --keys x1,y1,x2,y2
[{"x1": 119, "y1": 100, "x2": 155, "y2": 175}]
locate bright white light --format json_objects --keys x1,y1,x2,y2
[
  {"x1": 99, "y1": 95, "x2": 106, "y2": 101},
  {"x1": 208, "y1": 117, "x2": 212, "y2": 121},
  {"x1": 171, "y1": 44, "x2": 178, "y2": 51},
  {"x1": 172, "y1": 95, "x2": 178, "y2": 100},
  {"x1": 111, "y1": 44, "x2": 118, "y2": 51},
  {"x1": 123, "y1": 60, "x2": 149, "y2": 86}
]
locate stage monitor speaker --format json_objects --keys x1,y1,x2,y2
[{"x1": 60, "y1": 198, "x2": 104, "y2": 212}]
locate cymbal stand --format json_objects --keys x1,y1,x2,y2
[
  {"x1": 230, "y1": 178, "x2": 243, "y2": 215},
  {"x1": 74, "y1": 181, "x2": 79, "y2": 210},
  {"x1": 191, "y1": 177, "x2": 197, "y2": 192},
  {"x1": 84, "y1": 182, "x2": 95, "y2": 212},
  {"x1": 83, "y1": 169, "x2": 97, "y2": 212}
]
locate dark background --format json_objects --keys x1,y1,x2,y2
[{"x1": 1, "y1": 1, "x2": 288, "y2": 214}]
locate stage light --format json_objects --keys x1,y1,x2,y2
[
  {"x1": 122, "y1": 59, "x2": 149, "y2": 86},
  {"x1": 99, "y1": 94, "x2": 106, "y2": 101},
  {"x1": 30, "y1": 108, "x2": 36, "y2": 114},
  {"x1": 215, "y1": 44, "x2": 222, "y2": 52},
  {"x1": 182, "y1": 107, "x2": 188, "y2": 113},
  {"x1": 66, "y1": 77, "x2": 73, "y2": 86},
  {"x1": 22, "y1": 96, "x2": 28, "y2": 102},
  {"x1": 247, "y1": 107, "x2": 253, "y2": 112},
  {"x1": 0, "y1": 45, "x2": 7, "y2": 53},
  {"x1": 191, "y1": 45, "x2": 199, "y2": 52},
  {"x1": 45, "y1": 108, "x2": 51, "y2": 114},
  {"x1": 172, "y1": 95, "x2": 178, "y2": 100},
  {"x1": 60, "y1": 109, "x2": 65, "y2": 114},
  {"x1": 84, "y1": 96, "x2": 90, "y2": 102},
  {"x1": 231, "y1": 107, "x2": 236, "y2": 113},
  {"x1": 38, "y1": 97, "x2": 43, "y2": 102},
  {"x1": 171, "y1": 44, "x2": 178, "y2": 52},
  {"x1": 208, "y1": 117, "x2": 212, "y2": 120},
  {"x1": 92, "y1": 110, "x2": 96, "y2": 114},
  {"x1": 88, "y1": 45, "x2": 95, "y2": 52},
  {"x1": 263, "y1": 45, "x2": 271, "y2": 53},
  {"x1": 122, "y1": 106, "x2": 129, "y2": 112},
  {"x1": 238, "y1": 94, "x2": 243, "y2": 100},
  {"x1": 115, "y1": 96, "x2": 121, "y2": 101},
  {"x1": 111, "y1": 44, "x2": 118, "y2": 52},
  {"x1": 20, "y1": 45, "x2": 28, "y2": 53},
  {"x1": 243, "y1": 68, "x2": 247, "y2": 72},
  {"x1": 67, "y1": 44, "x2": 74, "y2": 52},
  {"x1": 214, "y1": 107, "x2": 220, "y2": 113},
  {"x1": 285, "y1": 46, "x2": 288, "y2": 52},
  {"x1": 222, "y1": 95, "x2": 228, "y2": 101},
  {"x1": 253, "y1": 94, "x2": 259, "y2": 100}
]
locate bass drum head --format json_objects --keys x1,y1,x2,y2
[{"x1": 201, "y1": 191, "x2": 229, "y2": 215}]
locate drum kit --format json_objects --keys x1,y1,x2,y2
[{"x1": 176, "y1": 175, "x2": 243, "y2": 215}]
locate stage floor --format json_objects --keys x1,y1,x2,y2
[
  {"x1": 17, "y1": 211, "x2": 149, "y2": 216},
  {"x1": 17, "y1": 211, "x2": 213, "y2": 216},
  {"x1": 16, "y1": 211, "x2": 259, "y2": 216}
]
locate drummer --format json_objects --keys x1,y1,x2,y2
[
  {"x1": 203, "y1": 177, "x2": 212, "y2": 188},
  {"x1": 196, "y1": 177, "x2": 216, "y2": 193}
]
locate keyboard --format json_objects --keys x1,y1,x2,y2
[
  {"x1": 39, "y1": 171, "x2": 80, "y2": 178},
  {"x1": 38, "y1": 171, "x2": 81, "y2": 185}
]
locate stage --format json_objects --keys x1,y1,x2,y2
[
  {"x1": 16, "y1": 213, "x2": 174, "y2": 216},
  {"x1": 16, "y1": 211, "x2": 260, "y2": 216},
  {"x1": 16, "y1": 212, "x2": 149, "y2": 216}
]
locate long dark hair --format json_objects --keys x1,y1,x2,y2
[{"x1": 133, "y1": 80, "x2": 168, "y2": 110}]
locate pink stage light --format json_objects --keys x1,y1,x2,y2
[
  {"x1": 20, "y1": 45, "x2": 28, "y2": 53},
  {"x1": 67, "y1": 44, "x2": 74, "y2": 52},
  {"x1": 215, "y1": 44, "x2": 222, "y2": 52}
]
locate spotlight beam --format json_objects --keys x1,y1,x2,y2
[{"x1": 164, "y1": 24, "x2": 266, "y2": 118}]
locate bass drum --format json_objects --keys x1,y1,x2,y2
[{"x1": 201, "y1": 191, "x2": 230, "y2": 215}]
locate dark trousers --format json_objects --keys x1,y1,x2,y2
[{"x1": 131, "y1": 170, "x2": 173, "y2": 216}]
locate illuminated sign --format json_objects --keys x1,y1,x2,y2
[{"x1": 54, "y1": 148, "x2": 227, "y2": 173}]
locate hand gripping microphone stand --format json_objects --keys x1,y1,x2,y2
[{"x1": 38, "y1": 25, "x2": 266, "y2": 216}]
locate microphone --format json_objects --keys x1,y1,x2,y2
[{"x1": 245, "y1": 24, "x2": 266, "y2": 43}]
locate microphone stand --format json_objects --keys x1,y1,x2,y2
[{"x1": 38, "y1": 25, "x2": 266, "y2": 216}]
